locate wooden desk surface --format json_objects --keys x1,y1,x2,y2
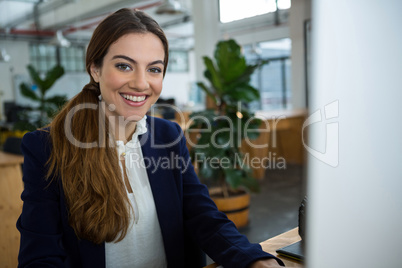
[
  {"x1": 0, "y1": 151, "x2": 24, "y2": 267},
  {"x1": 205, "y1": 228, "x2": 303, "y2": 268},
  {"x1": 260, "y1": 228, "x2": 303, "y2": 267},
  {"x1": 0, "y1": 151, "x2": 24, "y2": 166}
]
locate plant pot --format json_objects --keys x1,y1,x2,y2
[{"x1": 209, "y1": 188, "x2": 250, "y2": 229}]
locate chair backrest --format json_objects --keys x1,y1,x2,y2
[{"x1": 3, "y1": 137, "x2": 23, "y2": 155}]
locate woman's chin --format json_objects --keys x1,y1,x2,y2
[{"x1": 124, "y1": 114, "x2": 146, "y2": 122}]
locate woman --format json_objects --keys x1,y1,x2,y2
[{"x1": 17, "y1": 8, "x2": 284, "y2": 268}]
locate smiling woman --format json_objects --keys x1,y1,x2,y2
[
  {"x1": 90, "y1": 33, "x2": 165, "y2": 132},
  {"x1": 16, "y1": 8, "x2": 283, "y2": 268}
]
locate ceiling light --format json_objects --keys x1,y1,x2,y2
[
  {"x1": 250, "y1": 43, "x2": 262, "y2": 56},
  {"x1": 49, "y1": 30, "x2": 71, "y2": 47},
  {"x1": 156, "y1": 0, "x2": 186, "y2": 15},
  {"x1": 0, "y1": 48, "x2": 11, "y2": 62}
]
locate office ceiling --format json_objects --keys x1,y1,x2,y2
[{"x1": 0, "y1": 0, "x2": 194, "y2": 49}]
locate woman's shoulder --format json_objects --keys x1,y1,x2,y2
[
  {"x1": 21, "y1": 128, "x2": 52, "y2": 157},
  {"x1": 146, "y1": 116, "x2": 178, "y2": 127},
  {"x1": 146, "y1": 116, "x2": 182, "y2": 133},
  {"x1": 22, "y1": 128, "x2": 51, "y2": 144},
  {"x1": 145, "y1": 116, "x2": 183, "y2": 145}
]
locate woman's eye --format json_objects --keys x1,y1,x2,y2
[
  {"x1": 116, "y1": 64, "x2": 131, "y2": 71},
  {"x1": 149, "y1": 67, "x2": 162, "y2": 73}
]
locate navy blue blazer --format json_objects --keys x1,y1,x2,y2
[{"x1": 17, "y1": 116, "x2": 282, "y2": 268}]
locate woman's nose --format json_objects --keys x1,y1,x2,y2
[{"x1": 128, "y1": 71, "x2": 149, "y2": 91}]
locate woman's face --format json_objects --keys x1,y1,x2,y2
[{"x1": 91, "y1": 32, "x2": 165, "y2": 122}]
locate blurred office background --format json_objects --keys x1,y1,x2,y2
[
  {"x1": 0, "y1": 1, "x2": 309, "y2": 265},
  {"x1": 0, "y1": 0, "x2": 306, "y2": 118},
  {"x1": 0, "y1": 0, "x2": 308, "y2": 230},
  {"x1": 1, "y1": 0, "x2": 401, "y2": 267}
]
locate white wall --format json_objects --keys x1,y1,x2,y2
[
  {"x1": 306, "y1": 1, "x2": 402, "y2": 267},
  {"x1": 289, "y1": 0, "x2": 311, "y2": 109},
  {"x1": 191, "y1": 0, "x2": 220, "y2": 83},
  {"x1": 0, "y1": 40, "x2": 30, "y2": 120},
  {"x1": 160, "y1": 50, "x2": 196, "y2": 107}
]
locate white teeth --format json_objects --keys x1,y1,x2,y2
[{"x1": 122, "y1": 94, "x2": 146, "y2": 102}]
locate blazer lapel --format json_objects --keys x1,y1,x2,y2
[{"x1": 139, "y1": 121, "x2": 185, "y2": 267}]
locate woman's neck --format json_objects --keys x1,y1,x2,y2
[
  {"x1": 100, "y1": 102, "x2": 137, "y2": 144},
  {"x1": 110, "y1": 119, "x2": 136, "y2": 144},
  {"x1": 105, "y1": 113, "x2": 137, "y2": 144}
]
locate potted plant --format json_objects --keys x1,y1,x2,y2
[
  {"x1": 14, "y1": 64, "x2": 67, "y2": 131},
  {"x1": 188, "y1": 39, "x2": 268, "y2": 228}
]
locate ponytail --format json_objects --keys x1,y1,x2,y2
[{"x1": 47, "y1": 82, "x2": 132, "y2": 244}]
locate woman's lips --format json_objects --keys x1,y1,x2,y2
[
  {"x1": 121, "y1": 93, "x2": 147, "y2": 102},
  {"x1": 120, "y1": 93, "x2": 148, "y2": 106}
]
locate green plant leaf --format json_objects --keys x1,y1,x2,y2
[
  {"x1": 223, "y1": 85, "x2": 260, "y2": 103},
  {"x1": 241, "y1": 174, "x2": 260, "y2": 193},
  {"x1": 43, "y1": 105, "x2": 57, "y2": 118},
  {"x1": 233, "y1": 60, "x2": 269, "y2": 85},
  {"x1": 203, "y1": 56, "x2": 223, "y2": 93},
  {"x1": 17, "y1": 64, "x2": 67, "y2": 131},
  {"x1": 199, "y1": 159, "x2": 215, "y2": 178},
  {"x1": 43, "y1": 65, "x2": 65, "y2": 94},
  {"x1": 45, "y1": 95, "x2": 68, "y2": 107},
  {"x1": 244, "y1": 117, "x2": 262, "y2": 140},
  {"x1": 20, "y1": 83, "x2": 39, "y2": 101},
  {"x1": 215, "y1": 40, "x2": 247, "y2": 83},
  {"x1": 13, "y1": 120, "x2": 37, "y2": 132},
  {"x1": 196, "y1": 82, "x2": 217, "y2": 104},
  {"x1": 224, "y1": 168, "x2": 243, "y2": 190},
  {"x1": 196, "y1": 134, "x2": 214, "y2": 151},
  {"x1": 27, "y1": 64, "x2": 43, "y2": 88},
  {"x1": 192, "y1": 38, "x2": 265, "y2": 193},
  {"x1": 224, "y1": 162, "x2": 260, "y2": 193}
]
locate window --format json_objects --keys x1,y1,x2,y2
[
  {"x1": 219, "y1": 0, "x2": 291, "y2": 23},
  {"x1": 59, "y1": 46, "x2": 86, "y2": 72},
  {"x1": 244, "y1": 38, "x2": 292, "y2": 111},
  {"x1": 29, "y1": 43, "x2": 86, "y2": 73},
  {"x1": 29, "y1": 44, "x2": 57, "y2": 73}
]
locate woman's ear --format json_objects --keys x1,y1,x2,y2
[{"x1": 90, "y1": 64, "x2": 100, "y2": 83}]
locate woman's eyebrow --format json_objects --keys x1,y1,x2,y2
[
  {"x1": 112, "y1": 55, "x2": 135, "y2": 64},
  {"x1": 149, "y1": 60, "x2": 164, "y2": 66},
  {"x1": 112, "y1": 55, "x2": 164, "y2": 66}
]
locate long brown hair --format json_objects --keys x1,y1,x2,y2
[{"x1": 47, "y1": 8, "x2": 169, "y2": 244}]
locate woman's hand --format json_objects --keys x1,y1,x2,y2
[{"x1": 249, "y1": 258, "x2": 283, "y2": 267}]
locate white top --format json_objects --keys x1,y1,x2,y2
[{"x1": 105, "y1": 116, "x2": 167, "y2": 268}]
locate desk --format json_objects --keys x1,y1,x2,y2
[
  {"x1": 205, "y1": 228, "x2": 303, "y2": 268},
  {"x1": 260, "y1": 228, "x2": 303, "y2": 267},
  {"x1": 0, "y1": 151, "x2": 24, "y2": 267}
]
